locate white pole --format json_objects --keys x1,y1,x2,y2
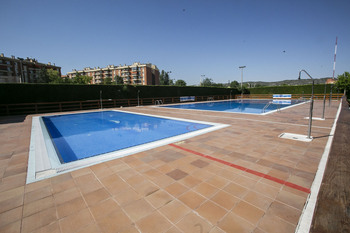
[
  {"x1": 241, "y1": 69, "x2": 243, "y2": 99},
  {"x1": 239, "y1": 66, "x2": 246, "y2": 99}
]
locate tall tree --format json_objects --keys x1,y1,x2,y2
[
  {"x1": 159, "y1": 70, "x2": 165, "y2": 85},
  {"x1": 164, "y1": 72, "x2": 170, "y2": 85},
  {"x1": 159, "y1": 70, "x2": 170, "y2": 85}
]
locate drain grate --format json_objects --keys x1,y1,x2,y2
[{"x1": 279, "y1": 133, "x2": 313, "y2": 142}]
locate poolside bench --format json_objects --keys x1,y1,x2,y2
[{"x1": 180, "y1": 96, "x2": 195, "y2": 102}]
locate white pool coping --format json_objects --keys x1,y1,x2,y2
[{"x1": 27, "y1": 110, "x2": 229, "y2": 183}]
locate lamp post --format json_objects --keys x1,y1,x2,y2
[
  {"x1": 200, "y1": 75, "x2": 205, "y2": 86},
  {"x1": 239, "y1": 66, "x2": 246, "y2": 99},
  {"x1": 298, "y1": 69, "x2": 314, "y2": 139}
]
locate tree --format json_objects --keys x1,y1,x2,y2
[
  {"x1": 72, "y1": 73, "x2": 92, "y2": 84},
  {"x1": 201, "y1": 77, "x2": 214, "y2": 87},
  {"x1": 38, "y1": 68, "x2": 67, "y2": 83},
  {"x1": 335, "y1": 72, "x2": 350, "y2": 94},
  {"x1": 159, "y1": 70, "x2": 165, "y2": 85},
  {"x1": 103, "y1": 77, "x2": 113, "y2": 85},
  {"x1": 47, "y1": 69, "x2": 66, "y2": 83},
  {"x1": 230, "y1": 80, "x2": 239, "y2": 88},
  {"x1": 159, "y1": 70, "x2": 170, "y2": 85},
  {"x1": 38, "y1": 68, "x2": 50, "y2": 83},
  {"x1": 175, "y1": 79, "x2": 186, "y2": 86},
  {"x1": 115, "y1": 75, "x2": 124, "y2": 85}
]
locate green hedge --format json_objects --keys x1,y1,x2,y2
[
  {"x1": 249, "y1": 84, "x2": 337, "y2": 95},
  {"x1": 0, "y1": 84, "x2": 240, "y2": 104}
]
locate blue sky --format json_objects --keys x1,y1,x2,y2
[{"x1": 1, "y1": 0, "x2": 349, "y2": 85}]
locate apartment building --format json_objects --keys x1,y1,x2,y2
[
  {"x1": 0, "y1": 53, "x2": 61, "y2": 83},
  {"x1": 66, "y1": 62, "x2": 160, "y2": 85}
]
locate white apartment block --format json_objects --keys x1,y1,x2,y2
[{"x1": 66, "y1": 62, "x2": 160, "y2": 85}]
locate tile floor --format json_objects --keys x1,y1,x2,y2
[{"x1": 0, "y1": 100, "x2": 340, "y2": 233}]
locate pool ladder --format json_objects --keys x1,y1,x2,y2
[
  {"x1": 262, "y1": 101, "x2": 280, "y2": 113},
  {"x1": 155, "y1": 99, "x2": 163, "y2": 105}
]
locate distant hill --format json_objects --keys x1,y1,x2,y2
[{"x1": 245, "y1": 77, "x2": 334, "y2": 87}]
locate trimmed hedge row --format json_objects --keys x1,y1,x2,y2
[
  {"x1": 249, "y1": 84, "x2": 337, "y2": 95},
  {"x1": 0, "y1": 84, "x2": 240, "y2": 104}
]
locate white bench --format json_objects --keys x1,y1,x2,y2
[{"x1": 272, "y1": 94, "x2": 292, "y2": 105}]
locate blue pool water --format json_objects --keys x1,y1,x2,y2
[
  {"x1": 160, "y1": 99, "x2": 304, "y2": 114},
  {"x1": 42, "y1": 111, "x2": 212, "y2": 163}
]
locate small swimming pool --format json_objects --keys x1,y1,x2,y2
[
  {"x1": 160, "y1": 99, "x2": 306, "y2": 114},
  {"x1": 27, "y1": 110, "x2": 228, "y2": 183}
]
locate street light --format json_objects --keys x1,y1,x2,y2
[
  {"x1": 298, "y1": 69, "x2": 314, "y2": 139},
  {"x1": 239, "y1": 66, "x2": 246, "y2": 99},
  {"x1": 201, "y1": 75, "x2": 205, "y2": 86}
]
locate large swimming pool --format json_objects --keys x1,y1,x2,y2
[
  {"x1": 160, "y1": 99, "x2": 306, "y2": 114},
  {"x1": 27, "y1": 110, "x2": 228, "y2": 183}
]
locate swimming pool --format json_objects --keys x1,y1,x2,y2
[
  {"x1": 160, "y1": 99, "x2": 306, "y2": 114},
  {"x1": 27, "y1": 110, "x2": 228, "y2": 183}
]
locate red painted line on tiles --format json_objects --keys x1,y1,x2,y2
[{"x1": 169, "y1": 143, "x2": 311, "y2": 194}]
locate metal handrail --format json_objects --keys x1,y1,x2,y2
[
  {"x1": 155, "y1": 100, "x2": 163, "y2": 105},
  {"x1": 262, "y1": 101, "x2": 272, "y2": 113}
]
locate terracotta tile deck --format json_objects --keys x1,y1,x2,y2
[{"x1": 0, "y1": 100, "x2": 341, "y2": 233}]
